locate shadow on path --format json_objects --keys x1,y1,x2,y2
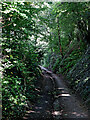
[{"x1": 22, "y1": 66, "x2": 89, "y2": 120}]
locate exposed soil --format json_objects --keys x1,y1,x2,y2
[{"x1": 22, "y1": 66, "x2": 89, "y2": 120}]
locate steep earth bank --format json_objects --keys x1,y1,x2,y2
[{"x1": 66, "y1": 46, "x2": 90, "y2": 109}]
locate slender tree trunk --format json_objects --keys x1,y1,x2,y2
[
  {"x1": 57, "y1": 17, "x2": 63, "y2": 58},
  {"x1": 24, "y1": 78, "x2": 26, "y2": 94}
]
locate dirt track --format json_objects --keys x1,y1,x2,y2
[{"x1": 23, "y1": 66, "x2": 89, "y2": 120}]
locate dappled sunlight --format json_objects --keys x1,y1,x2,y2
[
  {"x1": 57, "y1": 93, "x2": 71, "y2": 97},
  {"x1": 35, "y1": 88, "x2": 40, "y2": 92},
  {"x1": 23, "y1": 109, "x2": 88, "y2": 119},
  {"x1": 71, "y1": 112, "x2": 88, "y2": 117},
  {"x1": 56, "y1": 87, "x2": 71, "y2": 97},
  {"x1": 52, "y1": 111, "x2": 62, "y2": 116},
  {"x1": 26, "y1": 110, "x2": 42, "y2": 114},
  {"x1": 26, "y1": 110, "x2": 36, "y2": 114},
  {"x1": 52, "y1": 110, "x2": 88, "y2": 118},
  {"x1": 23, "y1": 117, "x2": 28, "y2": 120},
  {"x1": 2, "y1": 1, "x2": 89, "y2": 120},
  {"x1": 23, "y1": 108, "x2": 52, "y2": 119},
  {"x1": 40, "y1": 66, "x2": 89, "y2": 119},
  {"x1": 57, "y1": 87, "x2": 65, "y2": 90}
]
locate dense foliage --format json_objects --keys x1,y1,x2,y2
[
  {"x1": 40, "y1": 2, "x2": 90, "y2": 107},
  {"x1": 1, "y1": 2, "x2": 90, "y2": 119},
  {"x1": 42, "y1": 2, "x2": 89, "y2": 70},
  {"x1": 1, "y1": 2, "x2": 46, "y2": 119}
]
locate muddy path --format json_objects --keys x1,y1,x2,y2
[{"x1": 22, "y1": 66, "x2": 89, "y2": 120}]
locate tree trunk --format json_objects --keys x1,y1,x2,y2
[{"x1": 57, "y1": 17, "x2": 63, "y2": 58}]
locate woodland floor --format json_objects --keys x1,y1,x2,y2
[{"x1": 22, "y1": 66, "x2": 89, "y2": 120}]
